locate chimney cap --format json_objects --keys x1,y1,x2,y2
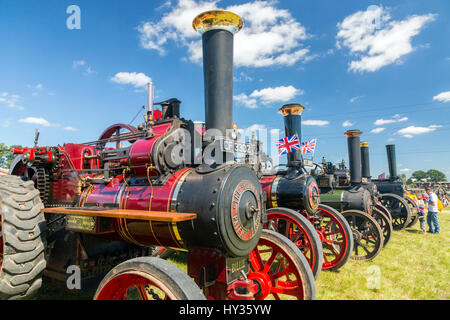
[
  {"x1": 360, "y1": 141, "x2": 370, "y2": 147},
  {"x1": 344, "y1": 129, "x2": 362, "y2": 138},
  {"x1": 193, "y1": 10, "x2": 243, "y2": 35},
  {"x1": 279, "y1": 103, "x2": 305, "y2": 116}
]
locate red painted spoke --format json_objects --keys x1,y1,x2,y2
[
  {"x1": 250, "y1": 249, "x2": 265, "y2": 272},
  {"x1": 271, "y1": 265, "x2": 295, "y2": 280},
  {"x1": 138, "y1": 286, "x2": 148, "y2": 300},
  {"x1": 271, "y1": 285, "x2": 302, "y2": 298},
  {"x1": 262, "y1": 248, "x2": 280, "y2": 273},
  {"x1": 323, "y1": 229, "x2": 342, "y2": 237},
  {"x1": 319, "y1": 219, "x2": 333, "y2": 232},
  {"x1": 324, "y1": 242, "x2": 340, "y2": 257},
  {"x1": 272, "y1": 292, "x2": 281, "y2": 300}
]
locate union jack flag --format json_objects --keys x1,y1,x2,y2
[
  {"x1": 277, "y1": 134, "x2": 301, "y2": 156},
  {"x1": 301, "y1": 138, "x2": 317, "y2": 155}
]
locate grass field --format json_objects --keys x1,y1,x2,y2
[{"x1": 36, "y1": 208, "x2": 450, "y2": 300}]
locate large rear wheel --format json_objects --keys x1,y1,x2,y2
[
  {"x1": 265, "y1": 208, "x2": 323, "y2": 279},
  {"x1": 0, "y1": 175, "x2": 46, "y2": 300},
  {"x1": 248, "y1": 229, "x2": 315, "y2": 300}
]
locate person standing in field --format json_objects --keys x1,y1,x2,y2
[
  {"x1": 417, "y1": 205, "x2": 427, "y2": 234},
  {"x1": 426, "y1": 187, "x2": 440, "y2": 234}
]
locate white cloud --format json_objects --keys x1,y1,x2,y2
[
  {"x1": 73, "y1": 60, "x2": 86, "y2": 69},
  {"x1": 337, "y1": 6, "x2": 436, "y2": 72},
  {"x1": 397, "y1": 125, "x2": 442, "y2": 137},
  {"x1": 234, "y1": 72, "x2": 253, "y2": 82},
  {"x1": 374, "y1": 114, "x2": 408, "y2": 126},
  {"x1": 2, "y1": 119, "x2": 11, "y2": 128},
  {"x1": 19, "y1": 117, "x2": 51, "y2": 127},
  {"x1": 342, "y1": 120, "x2": 354, "y2": 127},
  {"x1": 111, "y1": 72, "x2": 152, "y2": 88},
  {"x1": 0, "y1": 92, "x2": 24, "y2": 110},
  {"x1": 64, "y1": 126, "x2": 78, "y2": 131},
  {"x1": 400, "y1": 168, "x2": 411, "y2": 172},
  {"x1": 349, "y1": 95, "x2": 364, "y2": 103},
  {"x1": 303, "y1": 120, "x2": 329, "y2": 126},
  {"x1": 370, "y1": 127, "x2": 386, "y2": 134},
  {"x1": 234, "y1": 85, "x2": 302, "y2": 109},
  {"x1": 433, "y1": 91, "x2": 450, "y2": 103},
  {"x1": 138, "y1": 0, "x2": 312, "y2": 68},
  {"x1": 250, "y1": 86, "x2": 302, "y2": 104}
]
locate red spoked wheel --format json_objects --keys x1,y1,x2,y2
[
  {"x1": 94, "y1": 257, "x2": 206, "y2": 300},
  {"x1": 314, "y1": 204, "x2": 353, "y2": 271},
  {"x1": 248, "y1": 229, "x2": 316, "y2": 300},
  {"x1": 265, "y1": 208, "x2": 323, "y2": 279}
]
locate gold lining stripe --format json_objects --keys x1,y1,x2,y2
[
  {"x1": 170, "y1": 222, "x2": 185, "y2": 248},
  {"x1": 271, "y1": 176, "x2": 281, "y2": 208},
  {"x1": 149, "y1": 221, "x2": 165, "y2": 247}
]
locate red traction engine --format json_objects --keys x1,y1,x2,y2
[
  {"x1": 260, "y1": 104, "x2": 354, "y2": 278},
  {"x1": 0, "y1": 10, "x2": 315, "y2": 300}
]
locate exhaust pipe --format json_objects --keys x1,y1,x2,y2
[
  {"x1": 386, "y1": 144, "x2": 398, "y2": 180},
  {"x1": 193, "y1": 11, "x2": 242, "y2": 137},
  {"x1": 360, "y1": 141, "x2": 371, "y2": 180},
  {"x1": 344, "y1": 130, "x2": 362, "y2": 185},
  {"x1": 280, "y1": 104, "x2": 304, "y2": 172}
]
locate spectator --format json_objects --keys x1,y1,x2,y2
[
  {"x1": 426, "y1": 187, "x2": 440, "y2": 234},
  {"x1": 417, "y1": 205, "x2": 426, "y2": 234}
]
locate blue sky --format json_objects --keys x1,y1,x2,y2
[{"x1": 0, "y1": 0, "x2": 449, "y2": 178}]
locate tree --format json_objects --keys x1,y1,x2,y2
[
  {"x1": 0, "y1": 143, "x2": 24, "y2": 169},
  {"x1": 398, "y1": 173, "x2": 407, "y2": 184},
  {"x1": 411, "y1": 170, "x2": 427, "y2": 181},
  {"x1": 426, "y1": 169, "x2": 447, "y2": 182}
]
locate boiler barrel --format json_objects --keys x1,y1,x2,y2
[{"x1": 81, "y1": 166, "x2": 265, "y2": 257}]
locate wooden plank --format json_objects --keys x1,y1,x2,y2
[{"x1": 42, "y1": 207, "x2": 197, "y2": 222}]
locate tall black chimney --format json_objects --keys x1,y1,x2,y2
[
  {"x1": 360, "y1": 141, "x2": 371, "y2": 180},
  {"x1": 345, "y1": 130, "x2": 362, "y2": 185},
  {"x1": 193, "y1": 11, "x2": 242, "y2": 137},
  {"x1": 386, "y1": 144, "x2": 398, "y2": 180},
  {"x1": 280, "y1": 104, "x2": 304, "y2": 178}
]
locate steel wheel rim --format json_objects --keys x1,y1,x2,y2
[
  {"x1": 95, "y1": 271, "x2": 177, "y2": 300},
  {"x1": 265, "y1": 212, "x2": 316, "y2": 271},
  {"x1": 380, "y1": 196, "x2": 410, "y2": 230},
  {"x1": 345, "y1": 212, "x2": 383, "y2": 260},
  {"x1": 316, "y1": 207, "x2": 349, "y2": 270},
  {"x1": 248, "y1": 237, "x2": 305, "y2": 300},
  {"x1": 372, "y1": 207, "x2": 392, "y2": 247}
]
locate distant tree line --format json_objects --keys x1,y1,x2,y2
[
  {"x1": 0, "y1": 143, "x2": 24, "y2": 169},
  {"x1": 405, "y1": 169, "x2": 447, "y2": 185}
]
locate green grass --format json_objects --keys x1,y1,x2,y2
[
  {"x1": 35, "y1": 208, "x2": 450, "y2": 300},
  {"x1": 315, "y1": 208, "x2": 450, "y2": 300}
]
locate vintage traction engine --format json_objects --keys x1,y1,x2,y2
[
  {"x1": 372, "y1": 144, "x2": 417, "y2": 230},
  {"x1": 259, "y1": 104, "x2": 354, "y2": 278},
  {"x1": 313, "y1": 130, "x2": 388, "y2": 261},
  {"x1": 0, "y1": 11, "x2": 316, "y2": 300}
]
